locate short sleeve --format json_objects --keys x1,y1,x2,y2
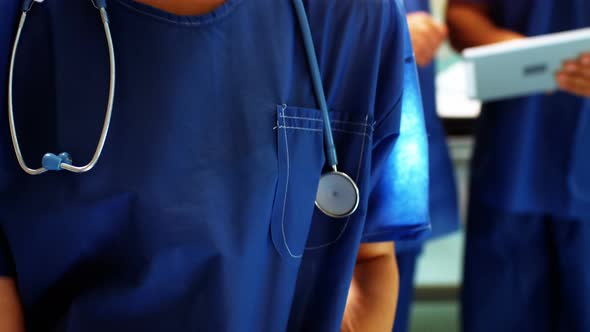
[{"x1": 362, "y1": 0, "x2": 430, "y2": 243}]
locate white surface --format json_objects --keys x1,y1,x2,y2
[
  {"x1": 436, "y1": 62, "x2": 481, "y2": 119},
  {"x1": 415, "y1": 232, "x2": 464, "y2": 287},
  {"x1": 415, "y1": 137, "x2": 474, "y2": 287}
]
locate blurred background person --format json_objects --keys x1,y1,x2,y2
[
  {"x1": 447, "y1": 1, "x2": 590, "y2": 331},
  {"x1": 393, "y1": 1, "x2": 461, "y2": 331}
]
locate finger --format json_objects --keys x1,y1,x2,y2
[
  {"x1": 413, "y1": 24, "x2": 439, "y2": 53},
  {"x1": 561, "y1": 61, "x2": 590, "y2": 80},
  {"x1": 427, "y1": 19, "x2": 448, "y2": 51},
  {"x1": 434, "y1": 22, "x2": 448, "y2": 50},
  {"x1": 416, "y1": 53, "x2": 435, "y2": 67},
  {"x1": 413, "y1": 41, "x2": 432, "y2": 67},
  {"x1": 413, "y1": 40, "x2": 436, "y2": 66},
  {"x1": 564, "y1": 55, "x2": 590, "y2": 70},
  {"x1": 422, "y1": 17, "x2": 446, "y2": 45},
  {"x1": 413, "y1": 35, "x2": 438, "y2": 66},
  {"x1": 429, "y1": 17, "x2": 448, "y2": 39},
  {"x1": 415, "y1": 55, "x2": 429, "y2": 67},
  {"x1": 437, "y1": 21, "x2": 449, "y2": 40},
  {"x1": 407, "y1": 14, "x2": 439, "y2": 52},
  {"x1": 556, "y1": 73, "x2": 590, "y2": 97},
  {"x1": 577, "y1": 53, "x2": 590, "y2": 73},
  {"x1": 559, "y1": 73, "x2": 590, "y2": 92}
]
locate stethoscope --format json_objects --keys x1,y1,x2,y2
[
  {"x1": 8, "y1": 0, "x2": 360, "y2": 218},
  {"x1": 9, "y1": 0, "x2": 115, "y2": 175}
]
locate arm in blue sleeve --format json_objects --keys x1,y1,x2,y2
[{"x1": 363, "y1": 0, "x2": 430, "y2": 243}]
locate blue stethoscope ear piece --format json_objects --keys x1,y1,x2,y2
[
  {"x1": 42, "y1": 153, "x2": 73, "y2": 171},
  {"x1": 315, "y1": 170, "x2": 360, "y2": 218}
]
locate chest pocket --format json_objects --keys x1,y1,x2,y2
[
  {"x1": 270, "y1": 105, "x2": 325, "y2": 260},
  {"x1": 269, "y1": 105, "x2": 373, "y2": 260},
  {"x1": 304, "y1": 111, "x2": 373, "y2": 251}
]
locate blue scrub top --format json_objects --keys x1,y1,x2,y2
[
  {"x1": 0, "y1": 0, "x2": 428, "y2": 331},
  {"x1": 464, "y1": 0, "x2": 590, "y2": 218},
  {"x1": 396, "y1": 0, "x2": 459, "y2": 252}
]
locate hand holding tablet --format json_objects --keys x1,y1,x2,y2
[
  {"x1": 463, "y1": 28, "x2": 590, "y2": 101},
  {"x1": 556, "y1": 53, "x2": 590, "y2": 97}
]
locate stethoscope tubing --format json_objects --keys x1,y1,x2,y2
[{"x1": 290, "y1": 0, "x2": 339, "y2": 170}]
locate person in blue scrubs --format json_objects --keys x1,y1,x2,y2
[
  {"x1": 0, "y1": 0, "x2": 430, "y2": 331},
  {"x1": 447, "y1": 1, "x2": 590, "y2": 331},
  {"x1": 392, "y1": 1, "x2": 461, "y2": 331}
]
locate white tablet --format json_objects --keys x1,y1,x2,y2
[{"x1": 463, "y1": 28, "x2": 590, "y2": 101}]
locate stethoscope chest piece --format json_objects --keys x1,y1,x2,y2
[{"x1": 315, "y1": 170, "x2": 359, "y2": 218}]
